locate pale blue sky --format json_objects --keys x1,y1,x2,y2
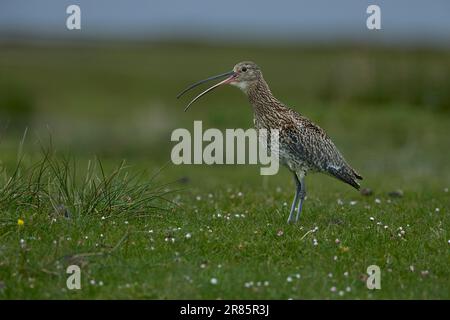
[{"x1": 0, "y1": 0, "x2": 449, "y2": 46}]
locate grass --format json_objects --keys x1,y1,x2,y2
[
  {"x1": 0, "y1": 152, "x2": 448, "y2": 299},
  {"x1": 0, "y1": 43, "x2": 449, "y2": 299}
]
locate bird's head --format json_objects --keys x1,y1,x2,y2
[
  {"x1": 177, "y1": 61, "x2": 262, "y2": 111},
  {"x1": 230, "y1": 61, "x2": 261, "y2": 91}
]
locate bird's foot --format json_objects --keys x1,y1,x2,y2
[
  {"x1": 287, "y1": 208, "x2": 298, "y2": 224},
  {"x1": 294, "y1": 199, "x2": 304, "y2": 222}
]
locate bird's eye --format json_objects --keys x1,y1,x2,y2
[{"x1": 241, "y1": 67, "x2": 247, "y2": 72}]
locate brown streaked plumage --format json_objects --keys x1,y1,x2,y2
[{"x1": 178, "y1": 61, "x2": 362, "y2": 223}]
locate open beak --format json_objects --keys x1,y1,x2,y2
[{"x1": 177, "y1": 71, "x2": 236, "y2": 111}]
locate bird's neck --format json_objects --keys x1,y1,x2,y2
[{"x1": 246, "y1": 78, "x2": 283, "y2": 114}]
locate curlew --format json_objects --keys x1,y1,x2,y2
[{"x1": 177, "y1": 61, "x2": 362, "y2": 223}]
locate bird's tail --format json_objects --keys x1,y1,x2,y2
[
  {"x1": 328, "y1": 166, "x2": 363, "y2": 190},
  {"x1": 342, "y1": 173, "x2": 361, "y2": 190},
  {"x1": 352, "y1": 168, "x2": 363, "y2": 180}
]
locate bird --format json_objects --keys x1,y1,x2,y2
[{"x1": 177, "y1": 61, "x2": 362, "y2": 223}]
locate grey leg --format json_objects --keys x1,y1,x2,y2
[
  {"x1": 287, "y1": 173, "x2": 301, "y2": 224},
  {"x1": 295, "y1": 177, "x2": 305, "y2": 222}
]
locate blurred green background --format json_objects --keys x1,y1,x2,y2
[{"x1": 1, "y1": 43, "x2": 449, "y2": 190}]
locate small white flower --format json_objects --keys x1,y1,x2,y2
[
  {"x1": 339, "y1": 290, "x2": 344, "y2": 296},
  {"x1": 196, "y1": 196, "x2": 201, "y2": 201},
  {"x1": 264, "y1": 281, "x2": 269, "y2": 286},
  {"x1": 328, "y1": 273, "x2": 333, "y2": 278},
  {"x1": 337, "y1": 199, "x2": 344, "y2": 205},
  {"x1": 375, "y1": 198, "x2": 381, "y2": 204},
  {"x1": 346, "y1": 286, "x2": 351, "y2": 292},
  {"x1": 344, "y1": 271, "x2": 349, "y2": 277},
  {"x1": 369, "y1": 217, "x2": 375, "y2": 221},
  {"x1": 295, "y1": 273, "x2": 301, "y2": 279},
  {"x1": 90, "y1": 279, "x2": 96, "y2": 285},
  {"x1": 237, "y1": 192, "x2": 243, "y2": 197},
  {"x1": 210, "y1": 278, "x2": 218, "y2": 285},
  {"x1": 185, "y1": 233, "x2": 192, "y2": 239},
  {"x1": 286, "y1": 276, "x2": 293, "y2": 282},
  {"x1": 349, "y1": 201, "x2": 357, "y2": 206},
  {"x1": 435, "y1": 208, "x2": 440, "y2": 212},
  {"x1": 330, "y1": 286, "x2": 337, "y2": 292}
]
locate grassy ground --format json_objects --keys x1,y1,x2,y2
[{"x1": 0, "y1": 43, "x2": 449, "y2": 299}]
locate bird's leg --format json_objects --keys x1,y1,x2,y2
[
  {"x1": 287, "y1": 173, "x2": 301, "y2": 224},
  {"x1": 295, "y1": 177, "x2": 306, "y2": 222}
]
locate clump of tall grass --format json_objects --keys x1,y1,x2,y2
[{"x1": 0, "y1": 149, "x2": 173, "y2": 218}]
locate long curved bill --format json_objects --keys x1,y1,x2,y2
[{"x1": 177, "y1": 71, "x2": 236, "y2": 112}]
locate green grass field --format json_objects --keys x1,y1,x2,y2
[{"x1": 0, "y1": 43, "x2": 449, "y2": 299}]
